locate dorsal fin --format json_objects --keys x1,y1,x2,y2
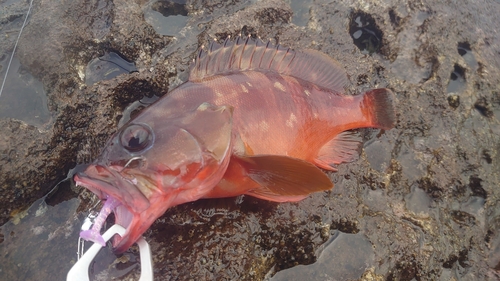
[{"x1": 189, "y1": 36, "x2": 348, "y2": 93}]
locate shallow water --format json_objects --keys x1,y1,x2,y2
[
  {"x1": 143, "y1": 0, "x2": 189, "y2": 36},
  {"x1": 0, "y1": 179, "x2": 143, "y2": 280},
  {"x1": 286, "y1": 0, "x2": 313, "y2": 27},
  {"x1": 0, "y1": 54, "x2": 50, "y2": 127},
  {"x1": 85, "y1": 52, "x2": 137, "y2": 86},
  {"x1": 271, "y1": 231, "x2": 375, "y2": 280},
  {"x1": 0, "y1": 181, "x2": 81, "y2": 280}
]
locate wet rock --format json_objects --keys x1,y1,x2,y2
[
  {"x1": 0, "y1": 74, "x2": 149, "y2": 225},
  {"x1": 271, "y1": 232, "x2": 375, "y2": 280},
  {"x1": 0, "y1": 0, "x2": 30, "y2": 53},
  {"x1": 474, "y1": 96, "x2": 494, "y2": 118},
  {"x1": 0, "y1": 0, "x2": 168, "y2": 226},
  {"x1": 0, "y1": 0, "x2": 500, "y2": 280}
]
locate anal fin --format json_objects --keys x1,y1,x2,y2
[
  {"x1": 234, "y1": 155, "x2": 333, "y2": 202},
  {"x1": 245, "y1": 188, "x2": 309, "y2": 203},
  {"x1": 314, "y1": 130, "x2": 362, "y2": 171}
]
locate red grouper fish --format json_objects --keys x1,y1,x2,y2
[{"x1": 74, "y1": 36, "x2": 396, "y2": 253}]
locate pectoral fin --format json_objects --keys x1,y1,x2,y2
[{"x1": 234, "y1": 155, "x2": 333, "y2": 202}]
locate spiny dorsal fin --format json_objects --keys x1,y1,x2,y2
[{"x1": 189, "y1": 36, "x2": 348, "y2": 93}]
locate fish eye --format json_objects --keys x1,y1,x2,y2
[{"x1": 120, "y1": 123, "x2": 154, "y2": 153}]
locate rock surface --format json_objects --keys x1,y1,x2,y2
[{"x1": 0, "y1": 0, "x2": 499, "y2": 280}]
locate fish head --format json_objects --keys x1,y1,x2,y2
[{"x1": 74, "y1": 103, "x2": 234, "y2": 252}]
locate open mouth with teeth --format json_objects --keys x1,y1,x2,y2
[{"x1": 74, "y1": 165, "x2": 156, "y2": 253}]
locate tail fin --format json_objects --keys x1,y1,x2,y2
[{"x1": 363, "y1": 88, "x2": 396, "y2": 130}]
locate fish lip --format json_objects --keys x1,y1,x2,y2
[
  {"x1": 74, "y1": 175, "x2": 106, "y2": 199},
  {"x1": 74, "y1": 166, "x2": 151, "y2": 214},
  {"x1": 74, "y1": 168, "x2": 147, "y2": 251}
]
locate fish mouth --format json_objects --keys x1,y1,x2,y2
[{"x1": 74, "y1": 165, "x2": 151, "y2": 251}]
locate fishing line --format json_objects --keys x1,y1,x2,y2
[{"x1": 0, "y1": 0, "x2": 35, "y2": 98}]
